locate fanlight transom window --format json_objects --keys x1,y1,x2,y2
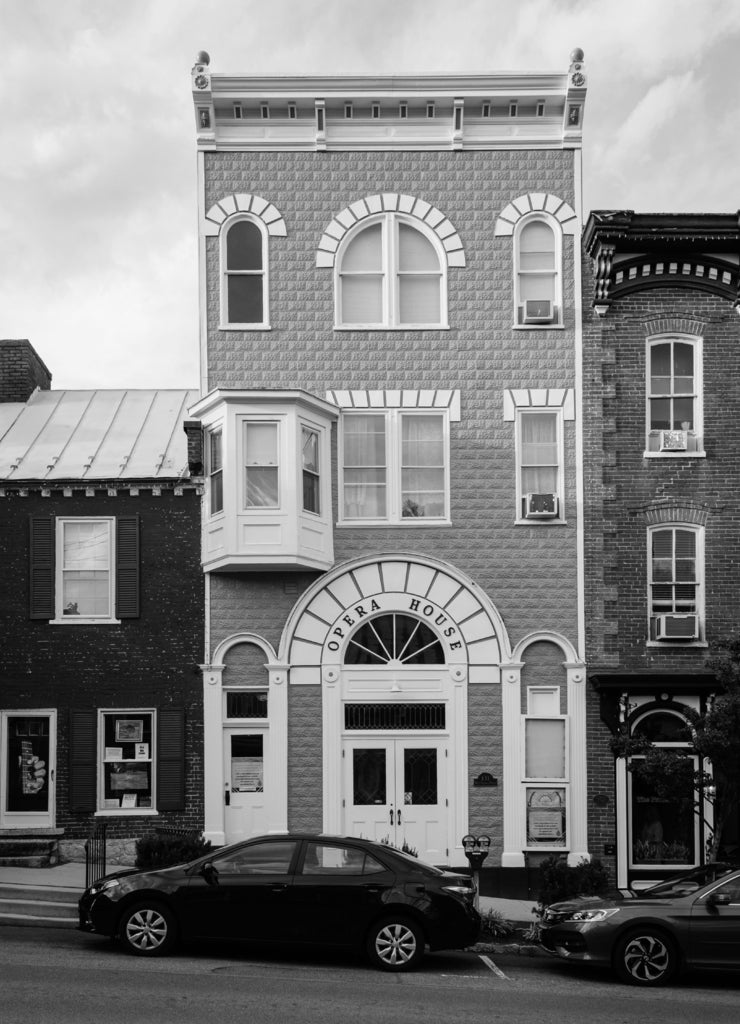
[{"x1": 344, "y1": 614, "x2": 445, "y2": 665}]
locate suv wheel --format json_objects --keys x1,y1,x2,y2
[
  {"x1": 366, "y1": 916, "x2": 425, "y2": 972},
  {"x1": 119, "y1": 901, "x2": 176, "y2": 957},
  {"x1": 614, "y1": 928, "x2": 677, "y2": 986}
]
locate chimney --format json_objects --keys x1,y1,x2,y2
[{"x1": 0, "y1": 340, "x2": 52, "y2": 403}]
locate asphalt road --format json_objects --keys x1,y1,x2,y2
[{"x1": 2, "y1": 926, "x2": 740, "y2": 1024}]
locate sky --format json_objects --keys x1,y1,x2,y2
[{"x1": 1, "y1": 0, "x2": 738, "y2": 391}]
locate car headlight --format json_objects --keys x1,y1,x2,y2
[
  {"x1": 567, "y1": 907, "x2": 620, "y2": 922},
  {"x1": 88, "y1": 878, "x2": 121, "y2": 897},
  {"x1": 441, "y1": 884, "x2": 476, "y2": 897}
]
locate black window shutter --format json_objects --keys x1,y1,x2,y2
[
  {"x1": 157, "y1": 708, "x2": 185, "y2": 810},
  {"x1": 116, "y1": 515, "x2": 140, "y2": 618},
  {"x1": 69, "y1": 710, "x2": 97, "y2": 812},
  {"x1": 29, "y1": 516, "x2": 55, "y2": 619}
]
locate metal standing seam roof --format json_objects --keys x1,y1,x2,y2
[{"x1": 0, "y1": 389, "x2": 200, "y2": 482}]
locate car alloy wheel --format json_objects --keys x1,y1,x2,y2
[
  {"x1": 367, "y1": 917, "x2": 424, "y2": 971},
  {"x1": 120, "y1": 902, "x2": 176, "y2": 957},
  {"x1": 615, "y1": 929, "x2": 677, "y2": 986}
]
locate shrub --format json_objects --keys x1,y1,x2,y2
[
  {"x1": 135, "y1": 832, "x2": 211, "y2": 870},
  {"x1": 479, "y1": 908, "x2": 516, "y2": 940},
  {"x1": 536, "y1": 855, "x2": 611, "y2": 908}
]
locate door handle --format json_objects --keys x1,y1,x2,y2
[
  {"x1": 397, "y1": 809, "x2": 401, "y2": 825},
  {"x1": 389, "y1": 807, "x2": 394, "y2": 825},
  {"x1": 224, "y1": 785, "x2": 230, "y2": 806}
]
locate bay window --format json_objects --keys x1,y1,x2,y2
[{"x1": 245, "y1": 422, "x2": 279, "y2": 508}]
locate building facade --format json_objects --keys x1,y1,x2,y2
[
  {"x1": 188, "y1": 51, "x2": 590, "y2": 887},
  {"x1": 582, "y1": 212, "x2": 740, "y2": 890},
  {"x1": 0, "y1": 340, "x2": 203, "y2": 864}
]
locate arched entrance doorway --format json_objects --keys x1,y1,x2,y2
[{"x1": 283, "y1": 554, "x2": 509, "y2": 865}]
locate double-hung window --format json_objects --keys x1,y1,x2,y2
[
  {"x1": 646, "y1": 337, "x2": 702, "y2": 454},
  {"x1": 208, "y1": 429, "x2": 223, "y2": 515},
  {"x1": 336, "y1": 215, "x2": 446, "y2": 328},
  {"x1": 341, "y1": 410, "x2": 448, "y2": 523},
  {"x1": 514, "y1": 217, "x2": 561, "y2": 326},
  {"x1": 301, "y1": 426, "x2": 320, "y2": 514},
  {"x1": 649, "y1": 525, "x2": 703, "y2": 641},
  {"x1": 222, "y1": 216, "x2": 268, "y2": 328},
  {"x1": 516, "y1": 410, "x2": 563, "y2": 521},
  {"x1": 244, "y1": 422, "x2": 279, "y2": 508},
  {"x1": 59, "y1": 518, "x2": 114, "y2": 619}
]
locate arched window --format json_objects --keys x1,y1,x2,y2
[
  {"x1": 222, "y1": 217, "x2": 268, "y2": 327},
  {"x1": 336, "y1": 215, "x2": 446, "y2": 328},
  {"x1": 344, "y1": 614, "x2": 445, "y2": 665},
  {"x1": 514, "y1": 216, "x2": 561, "y2": 326},
  {"x1": 646, "y1": 335, "x2": 703, "y2": 454}
]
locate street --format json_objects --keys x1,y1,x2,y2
[{"x1": 2, "y1": 926, "x2": 739, "y2": 1024}]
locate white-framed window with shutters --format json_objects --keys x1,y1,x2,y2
[
  {"x1": 515, "y1": 408, "x2": 564, "y2": 522},
  {"x1": 55, "y1": 518, "x2": 116, "y2": 623},
  {"x1": 220, "y1": 214, "x2": 269, "y2": 329},
  {"x1": 335, "y1": 214, "x2": 447, "y2": 329},
  {"x1": 513, "y1": 214, "x2": 562, "y2": 326},
  {"x1": 339, "y1": 409, "x2": 449, "y2": 524}
]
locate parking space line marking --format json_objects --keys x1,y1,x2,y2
[{"x1": 478, "y1": 954, "x2": 510, "y2": 979}]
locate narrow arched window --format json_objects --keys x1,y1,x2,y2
[
  {"x1": 337, "y1": 215, "x2": 446, "y2": 328},
  {"x1": 222, "y1": 217, "x2": 267, "y2": 327},
  {"x1": 514, "y1": 217, "x2": 560, "y2": 326}
]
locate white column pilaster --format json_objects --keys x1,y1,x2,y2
[
  {"x1": 501, "y1": 662, "x2": 525, "y2": 868},
  {"x1": 268, "y1": 663, "x2": 289, "y2": 832},
  {"x1": 565, "y1": 662, "x2": 589, "y2": 865},
  {"x1": 201, "y1": 663, "x2": 225, "y2": 845}
]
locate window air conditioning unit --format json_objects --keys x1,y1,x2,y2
[
  {"x1": 523, "y1": 299, "x2": 554, "y2": 324},
  {"x1": 525, "y1": 492, "x2": 559, "y2": 519},
  {"x1": 655, "y1": 614, "x2": 699, "y2": 641},
  {"x1": 659, "y1": 430, "x2": 688, "y2": 452}
]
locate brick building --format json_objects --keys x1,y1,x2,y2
[
  {"x1": 187, "y1": 50, "x2": 590, "y2": 889},
  {"x1": 0, "y1": 340, "x2": 203, "y2": 864},
  {"x1": 582, "y1": 212, "x2": 740, "y2": 890}
]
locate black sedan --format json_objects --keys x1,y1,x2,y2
[
  {"x1": 540, "y1": 865, "x2": 740, "y2": 985},
  {"x1": 79, "y1": 833, "x2": 480, "y2": 971}
]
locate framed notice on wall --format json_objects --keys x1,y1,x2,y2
[{"x1": 527, "y1": 788, "x2": 566, "y2": 846}]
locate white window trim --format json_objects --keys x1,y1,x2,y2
[
  {"x1": 51, "y1": 517, "x2": 120, "y2": 625},
  {"x1": 338, "y1": 408, "x2": 451, "y2": 526},
  {"x1": 301, "y1": 424, "x2": 321, "y2": 517},
  {"x1": 643, "y1": 333, "x2": 704, "y2": 458},
  {"x1": 646, "y1": 523, "x2": 706, "y2": 647},
  {"x1": 219, "y1": 213, "x2": 270, "y2": 331},
  {"x1": 243, "y1": 418, "x2": 281, "y2": 511},
  {"x1": 334, "y1": 213, "x2": 449, "y2": 330},
  {"x1": 207, "y1": 426, "x2": 225, "y2": 520},
  {"x1": 514, "y1": 406, "x2": 565, "y2": 524},
  {"x1": 96, "y1": 708, "x2": 156, "y2": 815},
  {"x1": 512, "y1": 212, "x2": 563, "y2": 329}
]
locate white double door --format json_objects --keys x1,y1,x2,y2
[{"x1": 343, "y1": 737, "x2": 447, "y2": 864}]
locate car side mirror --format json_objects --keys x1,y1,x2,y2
[
  {"x1": 200, "y1": 861, "x2": 219, "y2": 885},
  {"x1": 707, "y1": 891, "x2": 731, "y2": 907}
]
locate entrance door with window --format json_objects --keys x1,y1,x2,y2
[
  {"x1": 0, "y1": 712, "x2": 56, "y2": 829},
  {"x1": 343, "y1": 738, "x2": 446, "y2": 862},
  {"x1": 224, "y1": 730, "x2": 268, "y2": 844}
]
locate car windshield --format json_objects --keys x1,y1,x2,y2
[{"x1": 641, "y1": 863, "x2": 735, "y2": 897}]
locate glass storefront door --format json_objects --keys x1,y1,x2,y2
[{"x1": 1, "y1": 712, "x2": 56, "y2": 829}]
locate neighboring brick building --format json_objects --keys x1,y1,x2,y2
[
  {"x1": 582, "y1": 212, "x2": 740, "y2": 890},
  {"x1": 0, "y1": 340, "x2": 203, "y2": 864},
  {"x1": 187, "y1": 51, "x2": 590, "y2": 890}
]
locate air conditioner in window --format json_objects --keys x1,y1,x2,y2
[
  {"x1": 655, "y1": 614, "x2": 699, "y2": 641},
  {"x1": 523, "y1": 299, "x2": 554, "y2": 324},
  {"x1": 659, "y1": 430, "x2": 688, "y2": 452},
  {"x1": 525, "y1": 492, "x2": 559, "y2": 519}
]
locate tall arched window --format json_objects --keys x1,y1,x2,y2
[
  {"x1": 336, "y1": 215, "x2": 446, "y2": 328},
  {"x1": 222, "y1": 217, "x2": 268, "y2": 327},
  {"x1": 514, "y1": 216, "x2": 561, "y2": 326}
]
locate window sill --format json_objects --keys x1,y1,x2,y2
[
  {"x1": 337, "y1": 518, "x2": 452, "y2": 528},
  {"x1": 515, "y1": 518, "x2": 567, "y2": 526},
  {"x1": 94, "y1": 809, "x2": 159, "y2": 817},
  {"x1": 333, "y1": 324, "x2": 450, "y2": 332},
  {"x1": 646, "y1": 640, "x2": 708, "y2": 649},
  {"x1": 50, "y1": 618, "x2": 122, "y2": 626},
  {"x1": 218, "y1": 324, "x2": 271, "y2": 331},
  {"x1": 643, "y1": 451, "x2": 706, "y2": 459},
  {"x1": 512, "y1": 323, "x2": 564, "y2": 330}
]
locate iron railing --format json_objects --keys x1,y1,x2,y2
[{"x1": 85, "y1": 822, "x2": 107, "y2": 887}]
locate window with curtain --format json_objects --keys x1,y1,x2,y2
[
  {"x1": 337, "y1": 215, "x2": 445, "y2": 328},
  {"x1": 515, "y1": 217, "x2": 560, "y2": 325},
  {"x1": 223, "y1": 218, "x2": 266, "y2": 326},
  {"x1": 58, "y1": 518, "x2": 114, "y2": 619},
  {"x1": 518, "y1": 410, "x2": 561, "y2": 518},
  {"x1": 245, "y1": 422, "x2": 279, "y2": 508},
  {"x1": 341, "y1": 410, "x2": 448, "y2": 523}
]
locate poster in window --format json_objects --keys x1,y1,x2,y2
[
  {"x1": 115, "y1": 719, "x2": 143, "y2": 743},
  {"x1": 121, "y1": 793, "x2": 138, "y2": 809},
  {"x1": 105, "y1": 747, "x2": 123, "y2": 761},
  {"x1": 231, "y1": 757, "x2": 263, "y2": 792},
  {"x1": 109, "y1": 765, "x2": 149, "y2": 791},
  {"x1": 527, "y1": 788, "x2": 566, "y2": 845},
  {"x1": 134, "y1": 743, "x2": 149, "y2": 761}
]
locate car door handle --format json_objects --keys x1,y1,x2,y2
[
  {"x1": 363, "y1": 885, "x2": 382, "y2": 893},
  {"x1": 270, "y1": 884, "x2": 289, "y2": 893}
]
